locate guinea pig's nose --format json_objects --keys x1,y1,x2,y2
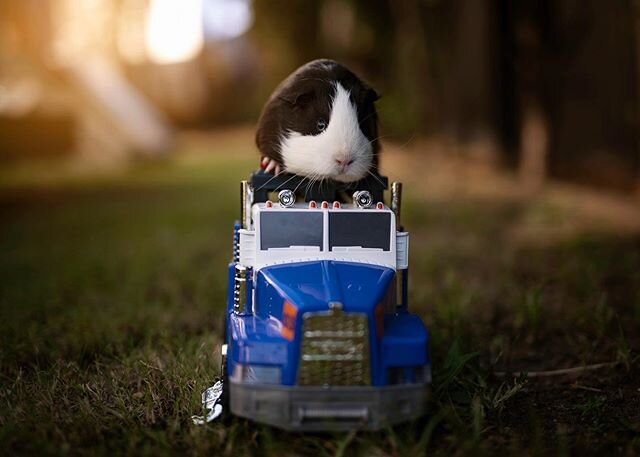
[{"x1": 335, "y1": 158, "x2": 355, "y2": 167}]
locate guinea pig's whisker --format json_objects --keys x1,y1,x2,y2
[
  {"x1": 293, "y1": 175, "x2": 310, "y2": 196},
  {"x1": 367, "y1": 169, "x2": 388, "y2": 188},
  {"x1": 368, "y1": 165, "x2": 396, "y2": 182},
  {"x1": 295, "y1": 173, "x2": 317, "y2": 197},
  {"x1": 358, "y1": 111, "x2": 379, "y2": 125},
  {"x1": 294, "y1": 178, "x2": 306, "y2": 196},
  {"x1": 368, "y1": 134, "x2": 386, "y2": 145},
  {"x1": 361, "y1": 104, "x2": 387, "y2": 121},
  {"x1": 303, "y1": 180, "x2": 314, "y2": 199},
  {"x1": 255, "y1": 173, "x2": 281, "y2": 192},
  {"x1": 254, "y1": 164, "x2": 289, "y2": 192},
  {"x1": 303, "y1": 172, "x2": 323, "y2": 198},
  {"x1": 295, "y1": 77, "x2": 333, "y2": 85},
  {"x1": 394, "y1": 133, "x2": 417, "y2": 150},
  {"x1": 274, "y1": 173, "x2": 299, "y2": 192},
  {"x1": 316, "y1": 177, "x2": 325, "y2": 195}
]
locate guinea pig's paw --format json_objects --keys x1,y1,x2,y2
[{"x1": 262, "y1": 157, "x2": 282, "y2": 175}]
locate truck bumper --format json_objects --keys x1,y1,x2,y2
[{"x1": 229, "y1": 381, "x2": 430, "y2": 431}]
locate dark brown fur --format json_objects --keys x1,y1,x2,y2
[{"x1": 255, "y1": 59, "x2": 380, "y2": 169}]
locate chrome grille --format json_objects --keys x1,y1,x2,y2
[{"x1": 297, "y1": 303, "x2": 371, "y2": 386}]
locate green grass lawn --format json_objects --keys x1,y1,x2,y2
[{"x1": 1, "y1": 150, "x2": 639, "y2": 456}]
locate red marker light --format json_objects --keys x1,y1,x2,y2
[
  {"x1": 333, "y1": 201, "x2": 341, "y2": 209},
  {"x1": 376, "y1": 202, "x2": 384, "y2": 209},
  {"x1": 309, "y1": 200, "x2": 317, "y2": 208},
  {"x1": 265, "y1": 200, "x2": 273, "y2": 208},
  {"x1": 321, "y1": 201, "x2": 329, "y2": 209}
]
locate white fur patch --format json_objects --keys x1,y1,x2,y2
[{"x1": 280, "y1": 83, "x2": 373, "y2": 183}]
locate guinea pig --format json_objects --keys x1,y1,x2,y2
[{"x1": 256, "y1": 59, "x2": 380, "y2": 183}]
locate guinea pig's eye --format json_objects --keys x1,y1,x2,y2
[{"x1": 316, "y1": 119, "x2": 327, "y2": 132}]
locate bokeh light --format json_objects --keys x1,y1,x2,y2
[{"x1": 145, "y1": 0, "x2": 204, "y2": 65}]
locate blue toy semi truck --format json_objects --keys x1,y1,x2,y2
[{"x1": 219, "y1": 172, "x2": 430, "y2": 431}]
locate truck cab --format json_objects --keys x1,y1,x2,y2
[{"x1": 223, "y1": 172, "x2": 430, "y2": 431}]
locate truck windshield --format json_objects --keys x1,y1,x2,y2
[
  {"x1": 329, "y1": 212, "x2": 391, "y2": 251},
  {"x1": 260, "y1": 211, "x2": 323, "y2": 249}
]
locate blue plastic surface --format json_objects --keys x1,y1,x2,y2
[
  {"x1": 255, "y1": 260, "x2": 395, "y2": 319},
  {"x1": 228, "y1": 314, "x2": 289, "y2": 365},
  {"x1": 226, "y1": 258, "x2": 430, "y2": 387},
  {"x1": 381, "y1": 314, "x2": 429, "y2": 367}
]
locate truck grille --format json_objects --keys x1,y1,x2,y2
[{"x1": 297, "y1": 303, "x2": 371, "y2": 386}]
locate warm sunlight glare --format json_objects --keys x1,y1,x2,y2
[
  {"x1": 145, "y1": 0, "x2": 204, "y2": 65},
  {"x1": 203, "y1": 0, "x2": 253, "y2": 40}
]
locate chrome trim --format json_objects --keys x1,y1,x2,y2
[
  {"x1": 240, "y1": 180, "x2": 249, "y2": 229},
  {"x1": 278, "y1": 189, "x2": 296, "y2": 207},
  {"x1": 298, "y1": 304, "x2": 371, "y2": 386},
  {"x1": 390, "y1": 181, "x2": 402, "y2": 226},
  {"x1": 233, "y1": 264, "x2": 251, "y2": 314},
  {"x1": 391, "y1": 182, "x2": 405, "y2": 306},
  {"x1": 353, "y1": 190, "x2": 373, "y2": 208},
  {"x1": 299, "y1": 406, "x2": 369, "y2": 420}
]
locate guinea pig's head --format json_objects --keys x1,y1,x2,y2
[{"x1": 256, "y1": 59, "x2": 380, "y2": 183}]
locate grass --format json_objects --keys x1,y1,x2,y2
[{"x1": 1, "y1": 141, "x2": 639, "y2": 456}]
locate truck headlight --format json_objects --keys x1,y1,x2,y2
[
  {"x1": 278, "y1": 189, "x2": 296, "y2": 207},
  {"x1": 353, "y1": 190, "x2": 373, "y2": 208}
]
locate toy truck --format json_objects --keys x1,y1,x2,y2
[{"x1": 220, "y1": 172, "x2": 431, "y2": 431}]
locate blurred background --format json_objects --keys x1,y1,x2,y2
[
  {"x1": 2, "y1": 2, "x2": 640, "y2": 454},
  {"x1": 1, "y1": 0, "x2": 639, "y2": 193}
]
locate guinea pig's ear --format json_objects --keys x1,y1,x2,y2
[
  {"x1": 365, "y1": 86, "x2": 380, "y2": 103},
  {"x1": 278, "y1": 89, "x2": 315, "y2": 106}
]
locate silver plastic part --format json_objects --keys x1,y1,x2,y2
[
  {"x1": 229, "y1": 381, "x2": 430, "y2": 431},
  {"x1": 391, "y1": 182, "x2": 405, "y2": 306},
  {"x1": 240, "y1": 181, "x2": 249, "y2": 229},
  {"x1": 233, "y1": 264, "x2": 251, "y2": 314},
  {"x1": 191, "y1": 380, "x2": 225, "y2": 424},
  {"x1": 278, "y1": 189, "x2": 296, "y2": 207},
  {"x1": 298, "y1": 303, "x2": 371, "y2": 386},
  {"x1": 231, "y1": 363, "x2": 282, "y2": 384},
  {"x1": 391, "y1": 181, "x2": 402, "y2": 226},
  {"x1": 352, "y1": 190, "x2": 373, "y2": 208}
]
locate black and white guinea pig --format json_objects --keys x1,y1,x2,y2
[{"x1": 256, "y1": 59, "x2": 380, "y2": 183}]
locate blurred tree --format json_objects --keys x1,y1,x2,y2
[
  {"x1": 387, "y1": 0, "x2": 432, "y2": 136},
  {"x1": 496, "y1": 0, "x2": 639, "y2": 192},
  {"x1": 2, "y1": 0, "x2": 639, "y2": 192},
  {"x1": 635, "y1": 0, "x2": 640, "y2": 193},
  {"x1": 250, "y1": 0, "x2": 321, "y2": 101}
]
